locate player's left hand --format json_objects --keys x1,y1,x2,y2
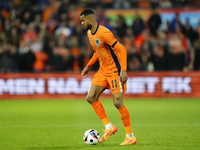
[{"x1": 120, "y1": 71, "x2": 128, "y2": 84}]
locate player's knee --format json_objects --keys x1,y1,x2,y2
[
  {"x1": 114, "y1": 101, "x2": 121, "y2": 109},
  {"x1": 113, "y1": 93, "x2": 123, "y2": 109},
  {"x1": 113, "y1": 97, "x2": 123, "y2": 109},
  {"x1": 86, "y1": 96, "x2": 93, "y2": 104},
  {"x1": 86, "y1": 94, "x2": 97, "y2": 104}
]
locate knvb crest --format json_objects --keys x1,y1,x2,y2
[{"x1": 95, "y1": 38, "x2": 100, "y2": 46}]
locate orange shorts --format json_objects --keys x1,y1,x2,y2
[{"x1": 91, "y1": 70, "x2": 127, "y2": 94}]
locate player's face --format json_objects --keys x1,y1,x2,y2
[{"x1": 80, "y1": 15, "x2": 92, "y2": 30}]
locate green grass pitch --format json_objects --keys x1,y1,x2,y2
[{"x1": 0, "y1": 98, "x2": 200, "y2": 150}]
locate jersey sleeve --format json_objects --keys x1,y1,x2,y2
[
  {"x1": 113, "y1": 42, "x2": 127, "y2": 71},
  {"x1": 103, "y1": 29, "x2": 127, "y2": 71},
  {"x1": 102, "y1": 29, "x2": 117, "y2": 47},
  {"x1": 87, "y1": 52, "x2": 98, "y2": 67}
]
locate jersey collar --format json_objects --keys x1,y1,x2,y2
[{"x1": 91, "y1": 24, "x2": 99, "y2": 35}]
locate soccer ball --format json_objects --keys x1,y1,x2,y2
[{"x1": 83, "y1": 129, "x2": 100, "y2": 145}]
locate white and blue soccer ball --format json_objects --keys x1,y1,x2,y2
[{"x1": 83, "y1": 129, "x2": 100, "y2": 145}]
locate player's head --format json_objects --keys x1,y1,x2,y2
[{"x1": 80, "y1": 9, "x2": 95, "y2": 30}]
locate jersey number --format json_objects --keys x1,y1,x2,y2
[{"x1": 111, "y1": 79, "x2": 117, "y2": 88}]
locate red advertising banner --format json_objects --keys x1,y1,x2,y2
[{"x1": 0, "y1": 72, "x2": 199, "y2": 99}]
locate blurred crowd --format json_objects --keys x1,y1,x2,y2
[{"x1": 0, "y1": 0, "x2": 200, "y2": 73}]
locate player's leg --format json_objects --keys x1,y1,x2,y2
[
  {"x1": 87, "y1": 84, "x2": 110, "y2": 126},
  {"x1": 86, "y1": 84, "x2": 105, "y2": 104},
  {"x1": 87, "y1": 72, "x2": 113, "y2": 133},
  {"x1": 112, "y1": 93, "x2": 137, "y2": 145},
  {"x1": 87, "y1": 85, "x2": 118, "y2": 144},
  {"x1": 109, "y1": 74, "x2": 136, "y2": 145},
  {"x1": 89, "y1": 72, "x2": 118, "y2": 143}
]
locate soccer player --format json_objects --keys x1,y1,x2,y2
[{"x1": 80, "y1": 9, "x2": 137, "y2": 145}]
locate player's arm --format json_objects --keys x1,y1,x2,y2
[
  {"x1": 113, "y1": 42, "x2": 128, "y2": 84},
  {"x1": 103, "y1": 30, "x2": 128, "y2": 84},
  {"x1": 87, "y1": 52, "x2": 98, "y2": 67},
  {"x1": 113, "y1": 42, "x2": 127, "y2": 72},
  {"x1": 81, "y1": 52, "x2": 98, "y2": 78}
]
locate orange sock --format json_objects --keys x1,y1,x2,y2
[
  {"x1": 91, "y1": 100, "x2": 110, "y2": 126},
  {"x1": 118, "y1": 105, "x2": 133, "y2": 135}
]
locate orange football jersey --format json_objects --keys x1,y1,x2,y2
[{"x1": 87, "y1": 24, "x2": 124, "y2": 75}]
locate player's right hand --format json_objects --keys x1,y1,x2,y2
[{"x1": 81, "y1": 65, "x2": 91, "y2": 78}]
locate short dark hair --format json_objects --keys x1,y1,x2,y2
[{"x1": 80, "y1": 9, "x2": 95, "y2": 16}]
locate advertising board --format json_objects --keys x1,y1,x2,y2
[{"x1": 0, "y1": 72, "x2": 199, "y2": 99}]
